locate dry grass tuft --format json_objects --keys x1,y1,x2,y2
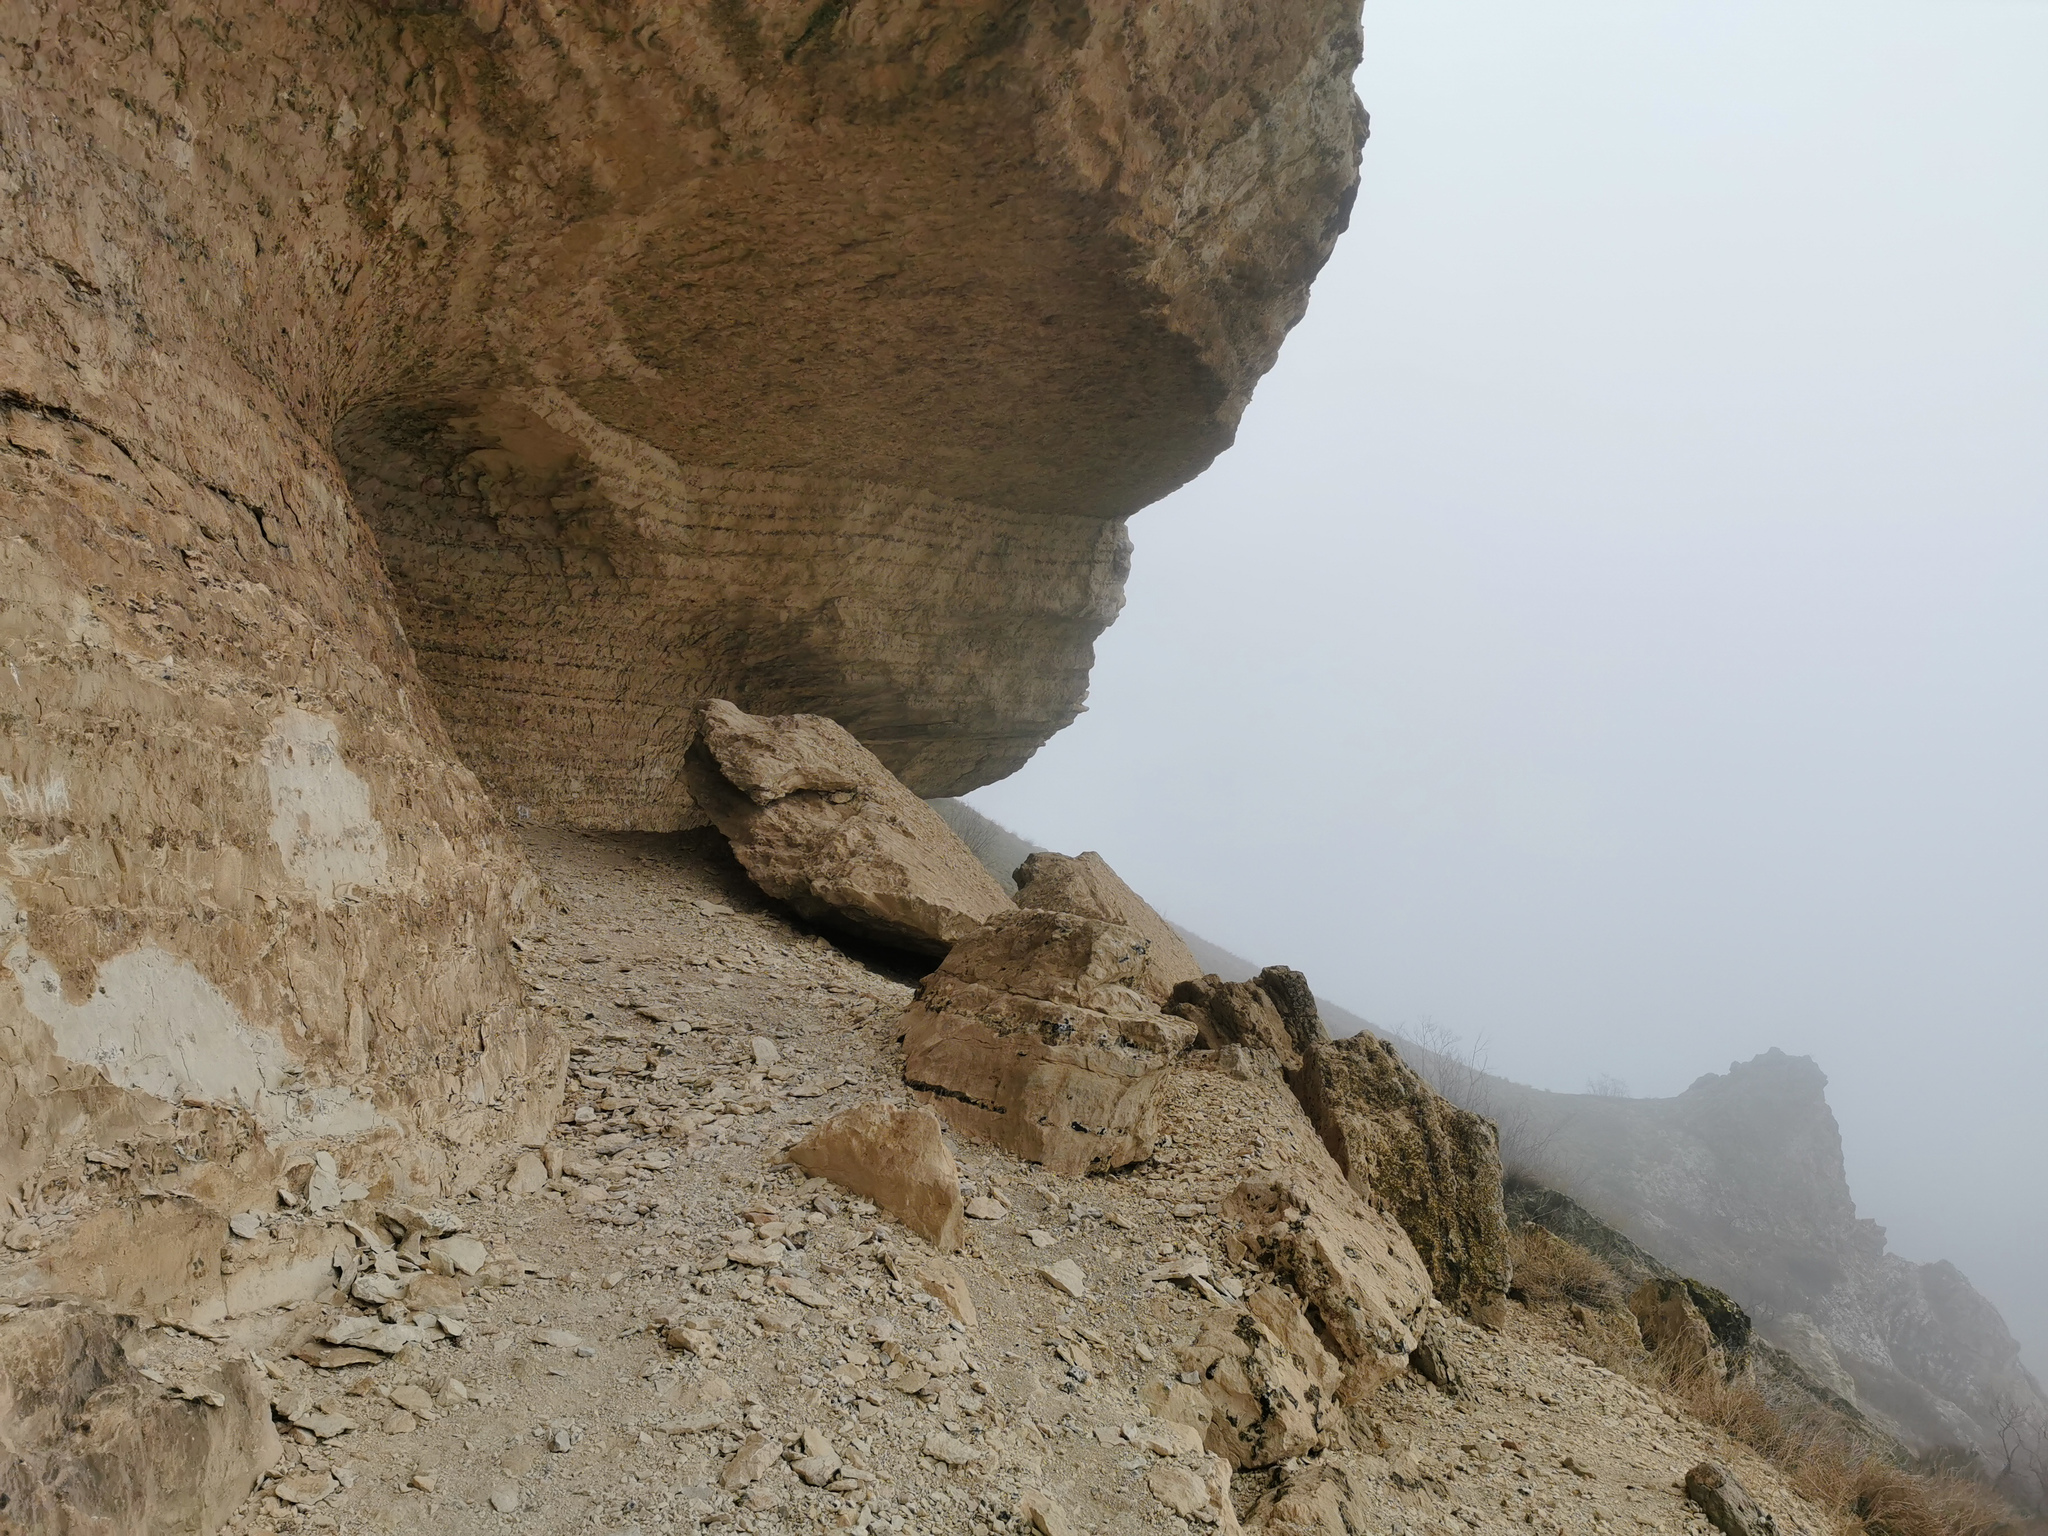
[{"x1": 1508, "y1": 1225, "x2": 1626, "y2": 1310}]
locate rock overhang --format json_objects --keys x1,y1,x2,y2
[
  {"x1": 0, "y1": 0, "x2": 1365, "y2": 1373},
  {"x1": 308, "y1": 0, "x2": 1369, "y2": 824}
]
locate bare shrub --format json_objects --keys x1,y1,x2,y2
[
  {"x1": 1398, "y1": 1021, "x2": 1577, "y2": 1182},
  {"x1": 1508, "y1": 1226, "x2": 1625, "y2": 1311}
]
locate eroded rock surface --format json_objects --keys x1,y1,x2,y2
[
  {"x1": 685, "y1": 700, "x2": 1013, "y2": 954},
  {"x1": 1222, "y1": 1172, "x2": 1432, "y2": 1389},
  {"x1": 1182, "y1": 1285, "x2": 1343, "y2": 1468},
  {"x1": 0, "y1": 1300, "x2": 278, "y2": 1535},
  {"x1": 1169, "y1": 967, "x2": 1329, "y2": 1074},
  {"x1": 1292, "y1": 1032, "x2": 1512, "y2": 1315}
]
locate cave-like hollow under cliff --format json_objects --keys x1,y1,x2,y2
[{"x1": 0, "y1": 0, "x2": 1366, "y2": 1330}]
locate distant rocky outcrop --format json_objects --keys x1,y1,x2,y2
[{"x1": 1414, "y1": 1047, "x2": 2048, "y2": 1460}]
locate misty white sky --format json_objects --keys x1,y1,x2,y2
[{"x1": 970, "y1": 0, "x2": 2048, "y2": 1368}]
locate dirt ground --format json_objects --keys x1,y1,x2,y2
[{"x1": 151, "y1": 828, "x2": 1834, "y2": 1536}]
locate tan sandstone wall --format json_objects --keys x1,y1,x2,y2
[{"x1": 0, "y1": 0, "x2": 1365, "y2": 1315}]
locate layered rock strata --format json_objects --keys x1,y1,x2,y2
[
  {"x1": 1012, "y1": 850, "x2": 1204, "y2": 1002},
  {"x1": 900, "y1": 908, "x2": 1196, "y2": 1173},
  {"x1": 685, "y1": 700, "x2": 1013, "y2": 954},
  {"x1": 3, "y1": 0, "x2": 1365, "y2": 1347}
]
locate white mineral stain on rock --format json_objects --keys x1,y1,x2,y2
[
  {"x1": 0, "y1": 885, "x2": 380, "y2": 1136},
  {"x1": 261, "y1": 708, "x2": 390, "y2": 909}
]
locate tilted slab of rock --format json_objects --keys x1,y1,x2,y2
[
  {"x1": 1685, "y1": 1460, "x2": 1779, "y2": 1536},
  {"x1": 787, "y1": 1102, "x2": 966, "y2": 1252},
  {"x1": 902, "y1": 909, "x2": 1197, "y2": 1173},
  {"x1": 1290, "y1": 1032, "x2": 1511, "y2": 1315},
  {"x1": 1631, "y1": 1278, "x2": 1729, "y2": 1376},
  {"x1": 0, "y1": 1300, "x2": 278, "y2": 1535},
  {"x1": 1222, "y1": 1172, "x2": 1432, "y2": 1390},
  {"x1": 1012, "y1": 851, "x2": 1204, "y2": 1003},
  {"x1": 685, "y1": 700, "x2": 1013, "y2": 954}
]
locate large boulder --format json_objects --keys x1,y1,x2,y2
[
  {"x1": 0, "y1": 1300, "x2": 279, "y2": 1534},
  {"x1": 1290, "y1": 1033, "x2": 1511, "y2": 1315},
  {"x1": 684, "y1": 700, "x2": 1013, "y2": 955},
  {"x1": 1221, "y1": 1173, "x2": 1433, "y2": 1389},
  {"x1": 900, "y1": 909, "x2": 1197, "y2": 1173},
  {"x1": 1181, "y1": 1285, "x2": 1344, "y2": 1468},
  {"x1": 1168, "y1": 966, "x2": 1330, "y2": 1073},
  {"x1": 1012, "y1": 852, "x2": 1204, "y2": 1003}
]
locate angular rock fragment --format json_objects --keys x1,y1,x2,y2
[
  {"x1": 901, "y1": 909, "x2": 1193, "y2": 1173},
  {"x1": 720, "y1": 1433, "x2": 782, "y2": 1491},
  {"x1": 1409, "y1": 1318, "x2": 1468, "y2": 1396},
  {"x1": 923, "y1": 1431, "x2": 982, "y2": 1468},
  {"x1": 1246, "y1": 1459, "x2": 1371, "y2": 1536},
  {"x1": 684, "y1": 700, "x2": 1013, "y2": 954},
  {"x1": 275, "y1": 1471, "x2": 339, "y2": 1506},
  {"x1": 1148, "y1": 1453, "x2": 1242, "y2": 1532},
  {"x1": 1143, "y1": 1379, "x2": 1216, "y2": 1436},
  {"x1": 423, "y1": 1236, "x2": 487, "y2": 1277},
  {"x1": 0, "y1": 1301, "x2": 279, "y2": 1534},
  {"x1": 1039, "y1": 1259, "x2": 1088, "y2": 1298},
  {"x1": 1221, "y1": 1174, "x2": 1431, "y2": 1388},
  {"x1": 1685, "y1": 1461, "x2": 1778, "y2": 1536},
  {"x1": 1018, "y1": 1488, "x2": 1078, "y2": 1536},
  {"x1": 1290, "y1": 1032, "x2": 1511, "y2": 1313},
  {"x1": 787, "y1": 1102, "x2": 966, "y2": 1251},
  {"x1": 506, "y1": 1152, "x2": 549, "y2": 1196},
  {"x1": 917, "y1": 1258, "x2": 980, "y2": 1327},
  {"x1": 792, "y1": 1426, "x2": 842, "y2": 1486},
  {"x1": 1012, "y1": 850, "x2": 1204, "y2": 1003}
]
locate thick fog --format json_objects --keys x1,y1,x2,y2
[{"x1": 969, "y1": 0, "x2": 2048, "y2": 1367}]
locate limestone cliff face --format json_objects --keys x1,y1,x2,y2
[
  {"x1": 1407, "y1": 1046, "x2": 2047, "y2": 1459},
  {"x1": 0, "y1": 1, "x2": 1364, "y2": 1323}
]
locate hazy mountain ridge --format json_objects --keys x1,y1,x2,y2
[
  {"x1": 1393, "y1": 1044, "x2": 2047, "y2": 1462},
  {"x1": 934, "y1": 797, "x2": 2047, "y2": 1468}
]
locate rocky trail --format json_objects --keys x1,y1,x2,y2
[{"x1": 120, "y1": 829, "x2": 1831, "y2": 1536}]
